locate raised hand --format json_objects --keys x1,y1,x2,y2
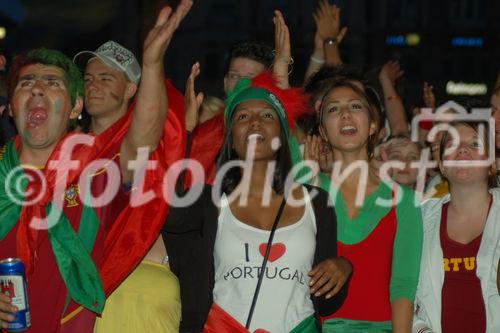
[
  {"x1": 370, "y1": 141, "x2": 388, "y2": 180},
  {"x1": 184, "y1": 62, "x2": 204, "y2": 131},
  {"x1": 313, "y1": 0, "x2": 348, "y2": 44},
  {"x1": 142, "y1": 0, "x2": 193, "y2": 67},
  {"x1": 303, "y1": 134, "x2": 322, "y2": 181},
  {"x1": 272, "y1": 10, "x2": 291, "y2": 89},
  {"x1": 121, "y1": 0, "x2": 193, "y2": 182},
  {"x1": 318, "y1": 140, "x2": 334, "y2": 173},
  {"x1": 422, "y1": 82, "x2": 436, "y2": 109},
  {"x1": 379, "y1": 60, "x2": 404, "y2": 85}
]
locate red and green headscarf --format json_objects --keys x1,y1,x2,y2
[
  {"x1": 223, "y1": 72, "x2": 309, "y2": 168},
  {"x1": 224, "y1": 72, "x2": 308, "y2": 134}
]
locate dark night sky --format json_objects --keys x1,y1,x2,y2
[{"x1": 1, "y1": 0, "x2": 499, "y2": 107}]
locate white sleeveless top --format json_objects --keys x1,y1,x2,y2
[{"x1": 213, "y1": 186, "x2": 316, "y2": 332}]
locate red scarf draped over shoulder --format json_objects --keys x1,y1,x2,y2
[{"x1": 15, "y1": 80, "x2": 185, "y2": 298}]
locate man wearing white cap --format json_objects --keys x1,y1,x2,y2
[
  {"x1": 72, "y1": 4, "x2": 191, "y2": 332},
  {"x1": 74, "y1": 40, "x2": 141, "y2": 135}
]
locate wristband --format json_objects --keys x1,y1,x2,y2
[{"x1": 310, "y1": 55, "x2": 325, "y2": 64}]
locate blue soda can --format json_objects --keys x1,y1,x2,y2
[{"x1": 0, "y1": 258, "x2": 31, "y2": 332}]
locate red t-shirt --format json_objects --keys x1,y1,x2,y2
[
  {"x1": 440, "y1": 203, "x2": 486, "y2": 333},
  {"x1": 0, "y1": 153, "x2": 128, "y2": 333}
]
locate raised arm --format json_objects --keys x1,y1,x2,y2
[
  {"x1": 324, "y1": 4, "x2": 346, "y2": 67},
  {"x1": 422, "y1": 82, "x2": 436, "y2": 110},
  {"x1": 379, "y1": 60, "x2": 409, "y2": 136},
  {"x1": 184, "y1": 62, "x2": 204, "y2": 132},
  {"x1": 305, "y1": 1, "x2": 329, "y2": 83},
  {"x1": 120, "y1": 0, "x2": 193, "y2": 181},
  {"x1": 272, "y1": 10, "x2": 292, "y2": 89},
  {"x1": 305, "y1": 1, "x2": 347, "y2": 83},
  {"x1": 175, "y1": 62, "x2": 204, "y2": 193}
]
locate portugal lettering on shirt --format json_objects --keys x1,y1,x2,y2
[
  {"x1": 443, "y1": 256, "x2": 476, "y2": 272},
  {"x1": 212, "y1": 189, "x2": 317, "y2": 333},
  {"x1": 440, "y1": 202, "x2": 486, "y2": 333},
  {"x1": 222, "y1": 242, "x2": 307, "y2": 285}
]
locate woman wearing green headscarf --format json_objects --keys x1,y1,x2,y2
[{"x1": 162, "y1": 72, "x2": 350, "y2": 332}]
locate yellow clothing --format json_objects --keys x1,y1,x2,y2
[
  {"x1": 433, "y1": 180, "x2": 449, "y2": 198},
  {"x1": 424, "y1": 179, "x2": 449, "y2": 200},
  {"x1": 94, "y1": 260, "x2": 181, "y2": 333}
]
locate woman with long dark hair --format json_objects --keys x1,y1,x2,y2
[
  {"x1": 163, "y1": 73, "x2": 350, "y2": 332},
  {"x1": 314, "y1": 78, "x2": 423, "y2": 333}
]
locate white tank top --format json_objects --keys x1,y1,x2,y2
[{"x1": 213, "y1": 186, "x2": 316, "y2": 332}]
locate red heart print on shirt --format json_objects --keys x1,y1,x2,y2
[{"x1": 258, "y1": 243, "x2": 286, "y2": 262}]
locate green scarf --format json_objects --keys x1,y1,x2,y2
[
  {"x1": 0, "y1": 140, "x2": 105, "y2": 314},
  {"x1": 0, "y1": 141, "x2": 25, "y2": 239}
]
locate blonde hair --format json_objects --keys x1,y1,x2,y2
[{"x1": 200, "y1": 95, "x2": 224, "y2": 123}]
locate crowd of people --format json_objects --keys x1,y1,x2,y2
[{"x1": 0, "y1": 0, "x2": 499, "y2": 332}]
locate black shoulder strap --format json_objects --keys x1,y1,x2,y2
[{"x1": 245, "y1": 197, "x2": 287, "y2": 329}]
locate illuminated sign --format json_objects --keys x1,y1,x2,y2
[
  {"x1": 406, "y1": 33, "x2": 420, "y2": 46},
  {"x1": 386, "y1": 35, "x2": 405, "y2": 46},
  {"x1": 446, "y1": 81, "x2": 488, "y2": 96},
  {"x1": 386, "y1": 34, "x2": 421, "y2": 46},
  {"x1": 451, "y1": 37, "x2": 483, "y2": 47}
]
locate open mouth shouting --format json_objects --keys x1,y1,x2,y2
[
  {"x1": 340, "y1": 125, "x2": 357, "y2": 135},
  {"x1": 26, "y1": 106, "x2": 48, "y2": 128},
  {"x1": 247, "y1": 132, "x2": 265, "y2": 142}
]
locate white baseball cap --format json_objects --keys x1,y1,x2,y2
[{"x1": 73, "y1": 41, "x2": 141, "y2": 84}]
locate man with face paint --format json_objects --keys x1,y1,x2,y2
[
  {"x1": 0, "y1": 2, "x2": 192, "y2": 332},
  {"x1": 0, "y1": 47, "x2": 103, "y2": 333},
  {"x1": 74, "y1": 41, "x2": 140, "y2": 135}
]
